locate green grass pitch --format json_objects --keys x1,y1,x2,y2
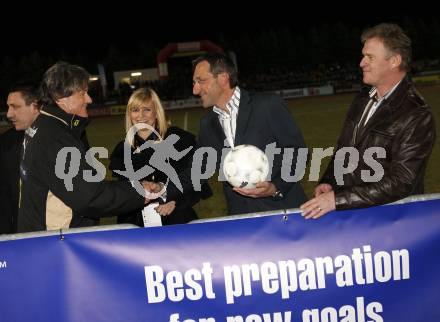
[{"x1": 87, "y1": 85, "x2": 440, "y2": 221}]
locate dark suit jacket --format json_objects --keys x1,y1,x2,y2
[
  {"x1": 0, "y1": 128, "x2": 23, "y2": 234},
  {"x1": 169, "y1": 89, "x2": 307, "y2": 215}
]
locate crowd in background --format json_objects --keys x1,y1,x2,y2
[{"x1": 1, "y1": 18, "x2": 440, "y2": 107}]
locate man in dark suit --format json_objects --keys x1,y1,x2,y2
[
  {"x1": 0, "y1": 83, "x2": 40, "y2": 234},
  {"x1": 164, "y1": 52, "x2": 307, "y2": 215},
  {"x1": 301, "y1": 23, "x2": 436, "y2": 219}
]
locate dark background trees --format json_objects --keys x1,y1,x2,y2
[{"x1": 1, "y1": 17, "x2": 439, "y2": 107}]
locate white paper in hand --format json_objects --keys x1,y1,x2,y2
[{"x1": 142, "y1": 203, "x2": 162, "y2": 227}]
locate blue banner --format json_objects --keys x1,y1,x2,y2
[{"x1": 1, "y1": 199, "x2": 439, "y2": 321}]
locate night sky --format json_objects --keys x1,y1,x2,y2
[{"x1": 1, "y1": 6, "x2": 437, "y2": 63}]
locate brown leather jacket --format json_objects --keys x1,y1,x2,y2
[{"x1": 320, "y1": 76, "x2": 436, "y2": 210}]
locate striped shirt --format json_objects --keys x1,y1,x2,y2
[
  {"x1": 213, "y1": 87, "x2": 241, "y2": 148},
  {"x1": 363, "y1": 81, "x2": 401, "y2": 125}
]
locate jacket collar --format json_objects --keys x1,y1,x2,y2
[
  {"x1": 355, "y1": 75, "x2": 411, "y2": 144},
  {"x1": 381, "y1": 75, "x2": 411, "y2": 113},
  {"x1": 134, "y1": 131, "x2": 158, "y2": 146},
  {"x1": 234, "y1": 89, "x2": 251, "y2": 146},
  {"x1": 362, "y1": 75, "x2": 411, "y2": 113},
  {"x1": 209, "y1": 110, "x2": 226, "y2": 145},
  {"x1": 208, "y1": 88, "x2": 252, "y2": 147},
  {"x1": 40, "y1": 104, "x2": 89, "y2": 130},
  {"x1": 71, "y1": 114, "x2": 90, "y2": 135},
  {"x1": 40, "y1": 104, "x2": 75, "y2": 127}
]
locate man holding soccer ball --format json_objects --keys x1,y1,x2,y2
[{"x1": 160, "y1": 52, "x2": 308, "y2": 215}]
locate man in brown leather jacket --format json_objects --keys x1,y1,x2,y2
[{"x1": 301, "y1": 23, "x2": 436, "y2": 219}]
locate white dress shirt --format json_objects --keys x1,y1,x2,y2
[{"x1": 212, "y1": 87, "x2": 241, "y2": 148}]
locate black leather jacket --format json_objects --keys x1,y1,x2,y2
[{"x1": 321, "y1": 76, "x2": 436, "y2": 210}]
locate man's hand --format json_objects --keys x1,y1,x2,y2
[
  {"x1": 314, "y1": 183, "x2": 333, "y2": 197},
  {"x1": 141, "y1": 181, "x2": 165, "y2": 200},
  {"x1": 300, "y1": 190, "x2": 336, "y2": 219},
  {"x1": 233, "y1": 181, "x2": 277, "y2": 198},
  {"x1": 155, "y1": 201, "x2": 176, "y2": 216}
]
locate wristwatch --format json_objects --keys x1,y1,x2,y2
[{"x1": 272, "y1": 190, "x2": 283, "y2": 199}]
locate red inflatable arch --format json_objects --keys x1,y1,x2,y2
[{"x1": 157, "y1": 40, "x2": 223, "y2": 79}]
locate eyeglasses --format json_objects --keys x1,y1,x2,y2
[{"x1": 193, "y1": 74, "x2": 217, "y2": 86}]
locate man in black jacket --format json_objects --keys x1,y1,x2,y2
[
  {"x1": 18, "y1": 62, "x2": 152, "y2": 232},
  {"x1": 301, "y1": 23, "x2": 436, "y2": 219},
  {"x1": 0, "y1": 83, "x2": 39, "y2": 234}
]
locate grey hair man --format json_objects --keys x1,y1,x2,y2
[{"x1": 18, "y1": 62, "x2": 152, "y2": 232}]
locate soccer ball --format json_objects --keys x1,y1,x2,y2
[{"x1": 223, "y1": 145, "x2": 270, "y2": 189}]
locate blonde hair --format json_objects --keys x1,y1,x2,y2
[{"x1": 124, "y1": 87, "x2": 169, "y2": 147}]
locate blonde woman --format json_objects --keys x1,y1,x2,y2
[{"x1": 109, "y1": 87, "x2": 211, "y2": 225}]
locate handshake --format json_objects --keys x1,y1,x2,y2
[{"x1": 141, "y1": 181, "x2": 166, "y2": 202}]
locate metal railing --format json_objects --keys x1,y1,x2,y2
[{"x1": 1, "y1": 193, "x2": 439, "y2": 242}]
